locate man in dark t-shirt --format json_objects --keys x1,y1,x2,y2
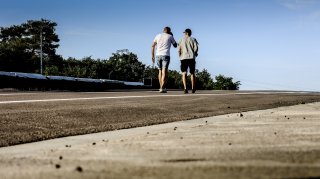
[{"x1": 178, "y1": 28, "x2": 199, "y2": 94}]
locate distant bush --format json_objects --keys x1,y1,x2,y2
[{"x1": 213, "y1": 74, "x2": 241, "y2": 90}]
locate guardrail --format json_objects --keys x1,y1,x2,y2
[{"x1": 0, "y1": 71, "x2": 149, "y2": 91}]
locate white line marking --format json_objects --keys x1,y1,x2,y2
[
  {"x1": 0, "y1": 94, "x2": 218, "y2": 104},
  {"x1": 0, "y1": 91, "x2": 315, "y2": 105},
  {"x1": 0, "y1": 93, "x2": 40, "y2": 96}
]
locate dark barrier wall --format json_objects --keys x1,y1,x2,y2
[{"x1": 0, "y1": 71, "x2": 148, "y2": 91}]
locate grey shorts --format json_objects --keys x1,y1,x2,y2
[{"x1": 156, "y1": 55, "x2": 170, "y2": 70}]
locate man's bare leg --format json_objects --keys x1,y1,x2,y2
[
  {"x1": 162, "y1": 68, "x2": 168, "y2": 91},
  {"x1": 158, "y1": 69, "x2": 163, "y2": 91},
  {"x1": 191, "y1": 73, "x2": 196, "y2": 93},
  {"x1": 182, "y1": 72, "x2": 188, "y2": 93}
]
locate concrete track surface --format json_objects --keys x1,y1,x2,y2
[{"x1": 1, "y1": 90, "x2": 320, "y2": 178}]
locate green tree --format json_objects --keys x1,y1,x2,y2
[
  {"x1": 214, "y1": 74, "x2": 241, "y2": 90},
  {"x1": 0, "y1": 19, "x2": 60, "y2": 73},
  {"x1": 94, "y1": 59, "x2": 110, "y2": 79},
  {"x1": 196, "y1": 69, "x2": 214, "y2": 90},
  {"x1": 23, "y1": 19, "x2": 59, "y2": 58},
  {"x1": 166, "y1": 70, "x2": 182, "y2": 89},
  {"x1": 61, "y1": 57, "x2": 80, "y2": 77},
  {"x1": 143, "y1": 66, "x2": 157, "y2": 79},
  {"x1": 44, "y1": 66, "x2": 60, "y2": 76},
  {"x1": 0, "y1": 24, "x2": 33, "y2": 72},
  {"x1": 108, "y1": 50, "x2": 145, "y2": 81}
]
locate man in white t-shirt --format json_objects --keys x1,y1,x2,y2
[{"x1": 151, "y1": 27, "x2": 177, "y2": 93}]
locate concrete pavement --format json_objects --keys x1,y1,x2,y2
[{"x1": 1, "y1": 102, "x2": 320, "y2": 178}]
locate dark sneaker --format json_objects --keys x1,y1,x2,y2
[
  {"x1": 161, "y1": 90, "x2": 167, "y2": 93},
  {"x1": 192, "y1": 89, "x2": 196, "y2": 94},
  {"x1": 184, "y1": 89, "x2": 188, "y2": 94},
  {"x1": 160, "y1": 88, "x2": 167, "y2": 93}
]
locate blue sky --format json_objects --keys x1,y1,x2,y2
[{"x1": 1, "y1": 0, "x2": 320, "y2": 91}]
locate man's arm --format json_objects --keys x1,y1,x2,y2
[
  {"x1": 194, "y1": 39, "x2": 199, "y2": 57},
  {"x1": 171, "y1": 36, "x2": 177, "y2": 48},
  {"x1": 151, "y1": 42, "x2": 157, "y2": 64},
  {"x1": 178, "y1": 39, "x2": 182, "y2": 58},
  {"x1": 173, "y1": 42, "x2": 177, "y2": 48},
  {"x1": 172, "y1": 38, "x2": 177, "y2": 48}
]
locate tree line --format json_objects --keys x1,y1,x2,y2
[{"x1": 0, "y1": 19, "x2": 240, "y2": 90}]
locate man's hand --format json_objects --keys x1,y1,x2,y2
[
  {"x1": 151, "y1": 42, "x2": 156, "y2": 64},
  {"x1": 173, "y1": 42, "x2": 177, "y2": 48}
]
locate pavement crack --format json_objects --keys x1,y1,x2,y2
[{"x1": 162, "y1": 158, "x2": 207, "y2": 163}]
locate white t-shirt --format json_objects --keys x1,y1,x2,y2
[{"x1": 153, "y1": 33, "x2": 176, "y2": 56}]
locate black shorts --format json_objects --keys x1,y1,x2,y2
[{"x1": 181, "y1": 59, "x2": 196, "y2": 74}]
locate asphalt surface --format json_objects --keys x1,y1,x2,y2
[
  {"x1": 1, "y1": 90, "x2": 320, "y2": 147},
  {"x1": 0, "y1": 97, "x2": 320, "y2": 179}
]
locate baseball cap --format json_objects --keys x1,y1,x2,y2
[{"x1": 183, "y1": 28, "x2": 192, "y2": 35}]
